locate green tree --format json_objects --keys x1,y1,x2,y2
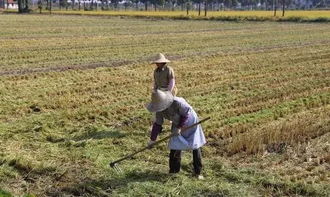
[
  {"x1": 17, "y1": 0, "x2": 29, "y2": 12},
  {"x1": 38, "y1": 0, "x2": 42, "y2": 13},
  {"x1": 177, "y1": 0, "x2": 185, "y2": 10},
  {"x1": 171, "y1": 0, "x2": 177, "y2": 10},
  {"x1": 192, "y1": 0, "x2": 202, "y2": 15},
  {"x1": 111, "y1": 0, "x2": 120, "y2": 9},
  {"x1": 140, "y1": 0, "x2": 149, "y2": 10},
  {"x1": 131, "y1": 0, "x2": 139, "y2": 10},
  {"x1": 186, "y1": 0, "x2": 191, "y2": 14},
  {"x1": 273, "y1": 0, "x2": 277, "y2": 16},
  {"x1": 150, "y1": 0, "x2": 165, "y2": 10},
  {"x1": 72, "y1": 0, "x2": 75, "y2": 10}
]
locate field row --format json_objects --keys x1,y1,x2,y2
[{"x1": 0, "y1": 15, "x2": 329, "y2": 72}]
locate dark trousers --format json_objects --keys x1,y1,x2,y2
[{"x1": 169, "y1": 148, "x2": 202, "y2": 175}]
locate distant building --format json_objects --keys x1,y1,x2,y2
[
  {"x1": 293, "y1": 0, "x2": 314, "y2": 9},
  {"x1": 1, "y1": 0, "x2": 18, "y2": 9}
]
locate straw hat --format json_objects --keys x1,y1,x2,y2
[
  {"x1": 152, "y1": 53, "x2": 171, "y2": 64},
  {"x1": 146, "y1": 90, "x2": 174, "y2": 112}
]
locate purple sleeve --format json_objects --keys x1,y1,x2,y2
[
  {"x1": 150, "y1": 123, "x2": 162, "y2": 141},
  {"x1": 168, "y1": 78, "x2": 175, "y2": 92},
  {"x1": 177, "y1": 99, "x2": 190, "y2": 128},
  {"x1": 178, "y1": 115, "x2": 189, "y2": 128}
]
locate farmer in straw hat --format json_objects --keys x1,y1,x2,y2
[
  {"x1": 152, "y1": 53, "x2": 177, "y2": 95},
  {"x1": 146, "y1": 90, "x2": 206, "y2": 179}
]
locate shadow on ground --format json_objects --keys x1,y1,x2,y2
[
  {"x1": 47, "y1": 170, "x2": 170, "y2": 197},
  {"x1": 71, "y1": 129, "x2": 126, "y2": 141}
]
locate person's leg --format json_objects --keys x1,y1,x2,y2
[
  {"x1": 169, "y1": 150, "x2": 182, "y2": 173},
  {"x1": 193, "y1": 148, "x2": 202, "y2": 175}
]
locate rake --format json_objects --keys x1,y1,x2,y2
[{"x1": 109, "y1": 117, "x2": 210, "y2": 172}]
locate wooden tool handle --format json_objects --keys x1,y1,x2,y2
[{"x1": 110, "y1": 117, "x2": 210, "y2": 167}]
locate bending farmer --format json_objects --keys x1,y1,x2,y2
[{"x1": 146, "y1": 90, "x2": 206, "y2": 179}]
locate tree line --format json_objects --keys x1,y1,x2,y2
[{"x1": 13, "y1": 0, "x2": 330, "y2": 16}]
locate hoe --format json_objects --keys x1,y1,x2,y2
[{"x1": 109, "y1": 117, "x2": 210, "y2": 172}]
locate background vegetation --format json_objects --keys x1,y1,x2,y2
[{"x1": 44, "y1": 10, "x2": 330, "y2": 22}]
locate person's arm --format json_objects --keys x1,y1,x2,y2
[
  {"x1": 153, "y1": 83, "x2": 157, "y2": 91},
  {"x1": 177, "y1": 100, "x2": 190, "y2": 128},
  {"x1": 150, "y1": 123, "x2": 162, "y2": 141},
  {"x1": 153, "y1": 70, "x2": 157, "y2": 90},
  {"x1": 150, "y1": 113, "x2": 164, "y2": 141},
  {"x1": 167, "y1": 67, "x2": 175, "y2": 91},
  {"x1": 168, "y1": 78, "x2": 175, "y2": 92},
  {"x1": 171, "y1": 100, "x2": 190, "y2": 135}
]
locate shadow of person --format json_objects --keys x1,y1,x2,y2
[
  {"x1": 71, "y1": 129, "x2": 126, "y2": 142},
  {"x1": 51, "y1": 170, "x2": 170, "y2": 197}
]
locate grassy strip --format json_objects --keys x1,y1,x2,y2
[
  {"x1": 3, "y1": 10, "x2": 330, "y2": 23},
  {"x1": 0, "y1": 189, "x2": 12, "y2": 197},
  {"x1": 0, "y1": 190, "x2": 35, "y2": 197},
  {"x1": 214, "y1": 164, "x2": 330, "y2": 196},
  {"x1": 223, "y1": 92, "x2": 330, "y2": 125}
]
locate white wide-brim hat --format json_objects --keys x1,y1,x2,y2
[
  {"x1": 146, "y1": 90, "x2": 174, "y2": 112},
  {"x1": 152, "y1": 53, "x2": 171, "y2": 64}
]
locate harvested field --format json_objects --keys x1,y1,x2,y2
[{"x1": 0, "y1": 14, "x2": 329, "y2": 196}]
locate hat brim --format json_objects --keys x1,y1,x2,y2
[
  {"x1": 146, "y1": 92, "x2": 174, "y2": 112},
  {"x1": 152, "y1": 59, "x2": 171, "y2": 64},
  {"x1": 146, "y1": 103, "x2": 165, "y2": 113}
]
